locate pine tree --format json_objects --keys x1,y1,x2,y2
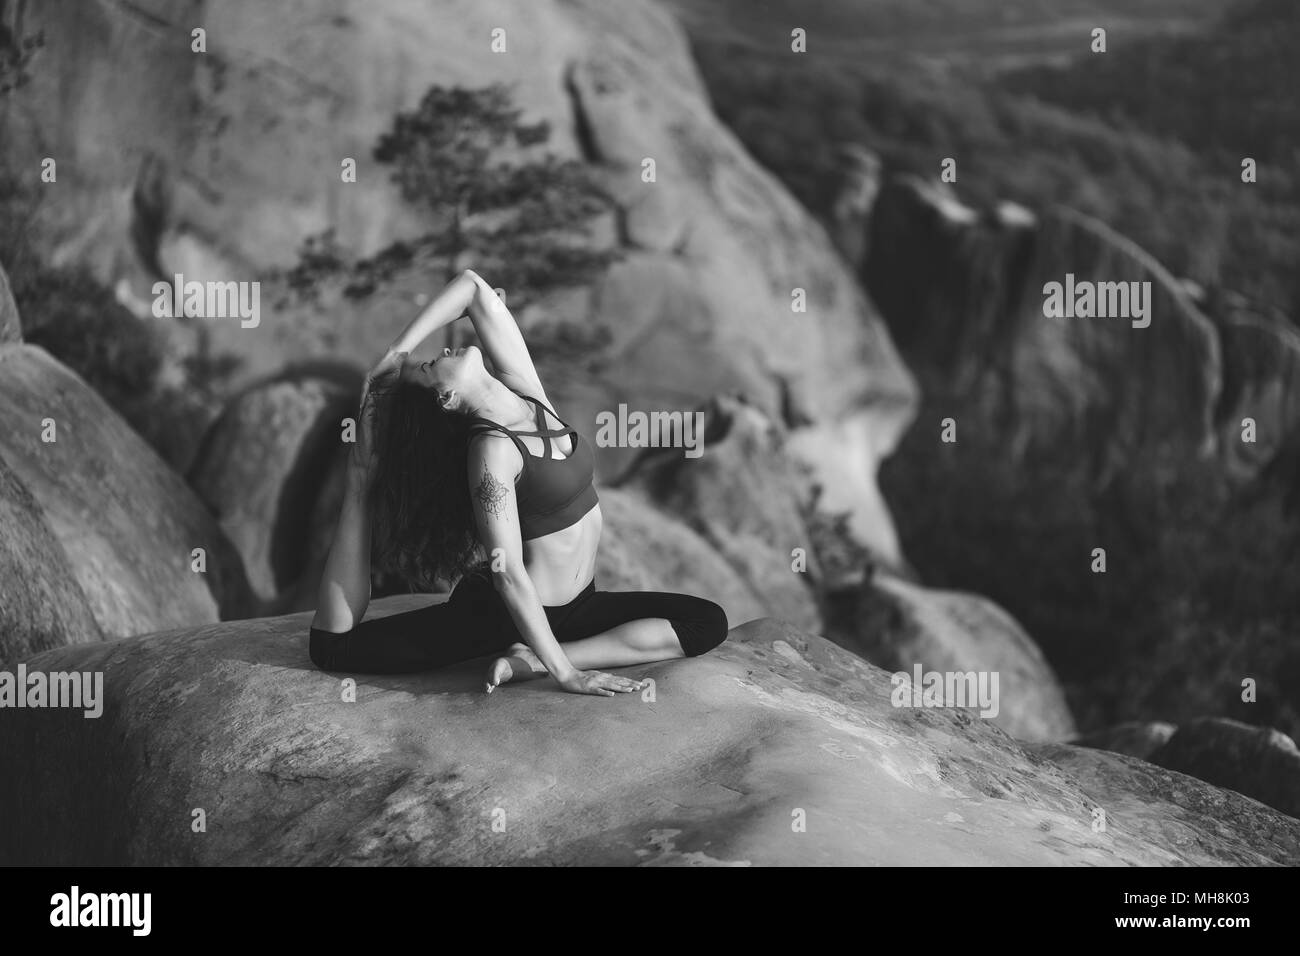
[{"x1": 369, "y1": 83, "x2": 614, "y2": 298}]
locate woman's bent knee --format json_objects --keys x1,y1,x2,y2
[
  {"x1": 671, "y1": 599, "x2": 729, "y2": 657},
  {"x1": 308, "y1": 626, "x2": 350, "y2": 671}
]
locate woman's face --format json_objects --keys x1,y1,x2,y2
[{"x1": 402, "y1": 345, "x2": 486, "y2": 402}]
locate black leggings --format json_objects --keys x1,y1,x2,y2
[{"x1": 308, "y1": 562, "x2": 729, "y2": 675}]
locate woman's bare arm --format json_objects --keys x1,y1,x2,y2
[
  {"x1": 309, "y1": 351, "x2": 405, "y2": 632},
  {"x1": 389, "y1": 272, "x2": 475, "y2": 356},
  {"x1": 310, "y1": 464, "x2": 373, "y2": 633},
  {"x1": 467, "y1": 436, "x2": 576, "y2": 679},
  {"x1": 459, "y1": 270, "x2": 546, "y2": 396},
  {"x1": 389, "y1": 270, "x2": 547, "y2": 397}
]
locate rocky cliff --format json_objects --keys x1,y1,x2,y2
[
  {"x1": 862, "y1": 175, "x2": 1225, "y2": 480},
  {"x1": 0, "y1": 0, "x2": 917, "y2": 567},
  {"x1": 848, "y1": 167, "x2": 1300, "y2": 743}
]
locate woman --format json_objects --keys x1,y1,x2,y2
[{"x1": 308, "y1": 269, "x2": 729, "y2": 696}]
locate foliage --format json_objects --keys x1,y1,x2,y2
[
  {"x1": 0, "y1": 18, "x2": 43, "y2": 95},
  {"x1": 691, "y1": 0, "x2": 1300, "y2": 316},
  {"x1": 12, "y1": 267, "x2": 164, "y2": 406},
  {"x1": 0, "y1": 163, "x2": 221, "y2": 469},
  {"x1": 1003, "y1": 0, "x2": 1300, "y2": 167},
  {"x1": 287, "y1": 83, "x2": 616, "y2": 304},
  {"x1": 879, "y1": 390, "x2": 1300, "y2": 738}
]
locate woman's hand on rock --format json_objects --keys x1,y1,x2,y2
[{"x1": 557, "y1": 670, "x2": 645, "y2": 697}]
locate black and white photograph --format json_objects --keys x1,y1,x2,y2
[{"x1": 0, "y1": 0, "x2": 1295, "y2": 914}]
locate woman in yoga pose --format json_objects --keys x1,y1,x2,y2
[{"x1": 308, "y1": 269, "x2": 729, "y2": 696}]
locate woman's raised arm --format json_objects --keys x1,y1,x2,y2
[
  {"x1": 459, "y1": 270, "x2": 543, "y2": 394},
  {"x1": 390, "y1": 270, "x2": 544, "y2": 395},
  {"x1": 389, "y1": 271, "x2": 477, "y2": 355},
  {"x1": 309, "y1": 351, "x2": 404, "y2": 633}
]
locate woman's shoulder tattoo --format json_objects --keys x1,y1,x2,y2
[{"x1": 474, "y1": 466, "x2": 509, "y2": 516}]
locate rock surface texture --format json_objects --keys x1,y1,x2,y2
[
  {"x1": 863, "y1": 176, "x2": 1222, "y2": 479},
  {"x1": 187, "y1": 368, "x2": 361, "y2": 608},
  {"x1": 830, "y1": 572, "x2": 1077, "y2": 743},
  {"x1": 2, "y1": 612, "x2": 1296, "y2": 866},
  {"x1": 0, "y1": 261, "x2": 19, "y2": 343},
  {"x1": 1148, "y1": 717, "x2": 1300, "y2": 821},
  {"x1": 0, "y1": 452, "x2": 103, "y2": 666},
  {"x1": 0, "y1": 344, "x2": 252, "y2": 638}
]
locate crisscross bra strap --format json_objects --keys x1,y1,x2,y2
[
  {"x1": 466, "y1": 389, "x2": 575, "y2": 459},
  {"x1": 511, "y1": 389, "x2": 576, "y2": 456}
]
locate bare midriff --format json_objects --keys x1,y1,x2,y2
[{"x1": 522, "y1": 502, "x2": 603, "y2": 605}]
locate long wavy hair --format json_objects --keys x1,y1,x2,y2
[{"x1": 369, "y1": 378, "x2": 484, "y2": 591}]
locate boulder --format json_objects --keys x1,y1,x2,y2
[
  {"x1": 1074, "y1": 721, "x2": 1178, "y2": 762},
  {"x1": 1212, "y1": 307, "x2": 1300, "y2": 479},
  {"x1": 0, "y1": 259, "x2": 18, "y2": 343},
  {"x1": 0, "y1": 0, "x2": 916, "y2": 566},
  {"x1": 828, "y1": 572, "x2": 1076, "y2": 742},
  {"x1": 1149, "y1": 717, "x2": 1300, "y2": 820},
  {"x1": 863, "y1": 175, "x2": 1222, "y2": 480},
  {"x1": 188, "y1": 367, "x2": 362, "y2": 607},
  {"x1": 1034, "y1": 741, "x2": 1300, "y2": 865},
  {"x1": 617, "y1": 395, "x2": 822, "y2": 631},
  {"x1": 0, "y1": 452, "x2": 102, "y2": 666},
  {"x1": 1016, "y1": 207, "x2": 1222, "y2": 473},
  {"x1": 864, "y1": 175, "x2": 1016, "y2": 381},
  {"x1": 784, "y1": 403, "x2": 913, "y2": 572},
  {"x1": 1, "y1": 613, "x2": 1295, "y2": 865},
  {"x1": 0, "y1": 344, "x2": 253, "y2": 636},
  {"x1": 562, "y1": 48, "x2": 916, "y2": 561},
  {"x1": 595, "y1": 487, "x2": 766, "y2": 625}
]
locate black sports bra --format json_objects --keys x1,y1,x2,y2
[{"x1": 467, "y1": 388, "x2": 599, "y2": 540}]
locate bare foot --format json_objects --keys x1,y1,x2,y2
[{"x1": 484, "y1": 643, "x2": 546, "y2": 693}]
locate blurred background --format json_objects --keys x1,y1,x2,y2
[
  {"x1": 667, "y1": 0, "x2": 1300, "y2": 740},
  {"x1": 1, "y1": 0, "x2": 1296, "y2": 749}
]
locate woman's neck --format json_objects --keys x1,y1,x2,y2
[{"x1": 465, "y1": 377, "x2": 533, "y2": 430}]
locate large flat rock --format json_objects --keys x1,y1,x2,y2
[{"x1": 1, "y1": 608, "x2": 1295, "y2": 865}]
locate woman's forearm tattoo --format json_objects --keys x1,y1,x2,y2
[{"x1": 475, "y1": 466, "x2": 509, "y2": 516}]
